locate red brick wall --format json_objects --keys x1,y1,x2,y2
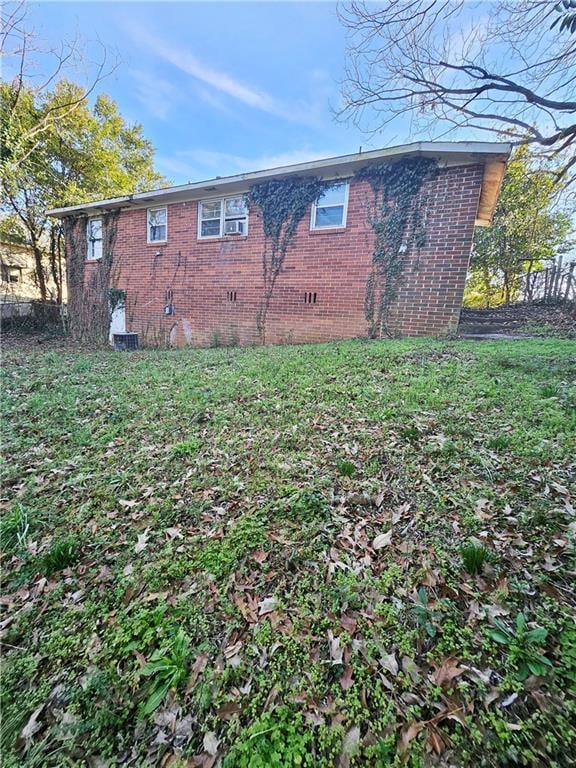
[{"x1": 81, "y1": 163, "x2": 483, "y2": 346}]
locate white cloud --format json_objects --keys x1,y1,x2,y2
[
  {"x1": 130, "y1": 69, "x2": 177, "y2": 121},
  {"x1": 128, "y1": 25, "x2": 322, "y2": 126}
]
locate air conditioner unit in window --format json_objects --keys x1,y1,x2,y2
[{"x1": 224, "y1": 220, "x2": 245, "y2": 235}]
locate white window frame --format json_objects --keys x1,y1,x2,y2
[
  {"x1": 147, "y1": 206, "x2": 168, "y2": 244},
  {"x1": 310, "y1": 181, "x2": 350, "y2": 231},
  {"x1": 86, "y1": 217, "x2": 103, "y2": 261},
  {"x1": 198, "y1": 195, "x2": 249, "y2": 239}
]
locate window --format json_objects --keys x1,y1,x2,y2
[
  {"x1": 148, "y1": 207, "x2": 167, "y2": 242},
  {"x1": 311, "y1": 182, "x2": 349, "y2": 230},
  {"x1": 199, "y1": 196, "x2": 248, "y2": 238},
  {"x1": 86, "y1": 218, "x2": 103, "y2": 260},
  {"x1": 1, "y1": 265, "x2": 21, "y2": 283}
]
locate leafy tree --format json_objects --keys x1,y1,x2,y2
[
  {"x1": 1, "y1": 4, "x2": 167, "y2": 304},
  {"x1": 1, "y1": 79, "x2": 167, "y2": 303},
  {"x1": 1, "y1": 1, "x2": 111, "y2": 179},
  {"x1": 465, "y1": 146, "x2": 574, "y2": 307}
]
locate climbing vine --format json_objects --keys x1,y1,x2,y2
[
  {"x1": 355, "y1": 157, "x2": 438, "y2": 337},
  {"x1": 249, "y1": 177, "x2": 328, "y2": 342},
  {"x1": 63, "y1": 209, "x2": 121, "y2": 343}
]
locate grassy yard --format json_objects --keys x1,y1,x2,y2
[{"x1": 1, "y1": 338, "x2": 575, "y2": 767}]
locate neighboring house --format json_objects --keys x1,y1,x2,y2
[
  {"x1": 48, "y1": 141, "x2": 510, "y2": 347},
  {"x1": 0, "y1": 241, "x2": 39, "y2": 304},
  {"x1": 0, "y1": 240, "x2": 65, "y2": 306}
]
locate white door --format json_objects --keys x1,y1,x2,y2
[{"x1": 109, "y1": 302, "x2": 126, "y2": 344}]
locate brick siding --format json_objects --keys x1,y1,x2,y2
[{"x1": 79, "y1": 163, "x2": 484, "y2": 346}]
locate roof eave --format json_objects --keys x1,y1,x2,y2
[
  {"x1": 475, "y1": 158, "x2": 508, "y2": 226},
  {"x1": 46, "y1": 140, "x2": 512, "y2": 218}
]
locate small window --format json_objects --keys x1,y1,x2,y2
[
  {"x1": 148, "y1": 207, "x2": 167, "y2": 242},
  {"x1": 311, "y1": 182, "x2": 349, "y2": 230},
  {"x1": 86, "y1": 218, "x2": 103, "y2": 260},
  {"x1": 1, "y1": 265, "x2": 21, "y2": 283},
  {"x1": 199, "y1": 196, "x2": 248, "y2": 238},
  {"x1": 304, "y1": 291, "x2": 317, "y2": 304},
  {"x1": 226, "y1": 290, "x2": 238, "y2": 302}
]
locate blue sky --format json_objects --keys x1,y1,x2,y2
[
  {"x1": 22, "y1": 1, "x2": 490, "y2": 186},
  {"x1": 21, "y1": 1, "x2": 422, "y2": 185}
]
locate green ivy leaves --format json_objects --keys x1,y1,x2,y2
[
  {"x1": 355, "y1": 157, "x2": 437, "y2": 337},
  {"x1": 249, "y1": 176, "x2": 328, "y2": 341}
]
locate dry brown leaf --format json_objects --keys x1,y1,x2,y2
[
  {"x1": 134, "y1": 528, "x2": 151, "y2": 554},
  {"x1": 398, "y1": 721, "x2": 425, "y2": 754},
  {"x1": 258, "y1": 596, "x2": 277, "y2": 615},
  {"x1": 203, "y1": 731, "x2": 219, "y2": 756},
  {"x1": 427, "y1": 727, "x2": 445, "y2": 755},
  {"x1": 20, "y1": 704, "x2": 44, "y2": 749},
  {"x1": 340, "y1": 664, "x2": 354, "y2": 691},
  {"x1": 340, "y1": 614, "x2": 357, "y2": 634},
  {"x1": 216, "y1": 701, "x2": 241, "y2": 720},
  {"x1": 372, "y1": 529, "x2": 392, "y2": 550},
  {"x1": 432, "y1": 657, "x2": 465, "y2": 688},
  {"x1": 186, "y1": 653, "x2": 208, "y2": 692},
  {"x1": 328, "y1": 630, "x2": 343, "y2": 664},
  {"x1": 338, "y1": 726, "x2": 361, "y2": 768},
  {"x1": 380, "y1": 653, "x2": 399, "y2": 677},
  {"x1": 119, "y1": 499, "x2": 138, "y2": 508}
]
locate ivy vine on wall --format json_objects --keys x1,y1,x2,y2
[
  {"x1": 355, "y1": 157, "x2": 438, "y2": 338},
  {"x1": 63, "y1": 209, "x2": 121, "y2": 343},
  {"x1": 249, "y1": 177, "x2": 328, "y2": 342}
]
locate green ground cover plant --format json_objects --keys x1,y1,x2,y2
[{"x1": 1, "y1": 337, "x2": 575, "y2": 766}]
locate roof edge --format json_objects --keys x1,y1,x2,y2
[{"x1": 47, "y1": 141, "x2": 511, "y2": 218}]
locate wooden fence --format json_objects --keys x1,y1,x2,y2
[{"x1": 519, "y1": 261, "x2": 576, "y2": 304}]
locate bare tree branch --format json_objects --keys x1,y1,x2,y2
[{"x1": 339, "y1": 0, "x2": 576, "y2": 185}]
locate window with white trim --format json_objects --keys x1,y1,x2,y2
[
  {"x1": 198, "y1": 196, "x2": 248, "y2": 238},
  {"x1": 86, "y1": 217, "x2": 103, "y2": 260},
  {"x1": 311, "y1": 182, "x2": 349, "y2": 230},
  {"x1": 147, "y1": 206, "x2": 167, "y2": 242}
]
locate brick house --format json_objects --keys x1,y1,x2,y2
[{"x1": 48, "y1": 141, "x2": 510, "y2": 347}]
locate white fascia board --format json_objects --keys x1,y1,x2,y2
[{"x1": 47, "y1": 141, "x2": 512, "y2": 218}]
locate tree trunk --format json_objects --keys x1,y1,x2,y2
[
  {"x1": 49, "y1": 226, "x2": 61, "y2": 304},
  {"x1": 30, "y1": 234, "x2": 48, "y2": 302},
  {"x1": 57, "y1": 225, "x2": 64, "y2": 306}
]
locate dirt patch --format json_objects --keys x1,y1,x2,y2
[
  {"x1": 460, "y1": 303, "x2": 576, "y2": 338},
  {"x1": 1, "y1": 329, "x2": 108, "y2": 354}
]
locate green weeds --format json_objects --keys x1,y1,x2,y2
[
  {"x1": 223, "y1": 707, "x2": 313, "y2": 768},
  {"x1": 139, "y1": 629, "x2": 190, "y2": 715},
  {"x1": 40, "y1": 536, "x2": 81, "y2": 575},
  {"x1": 460, "y1": 541, "x2": 490, "y2": 575},
  {"x1": 488, "y1": 613, "x2": 553, "y2": 681},
  {"x1": 1, "y1": 337, "x2": 574, "y2": 767}
]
